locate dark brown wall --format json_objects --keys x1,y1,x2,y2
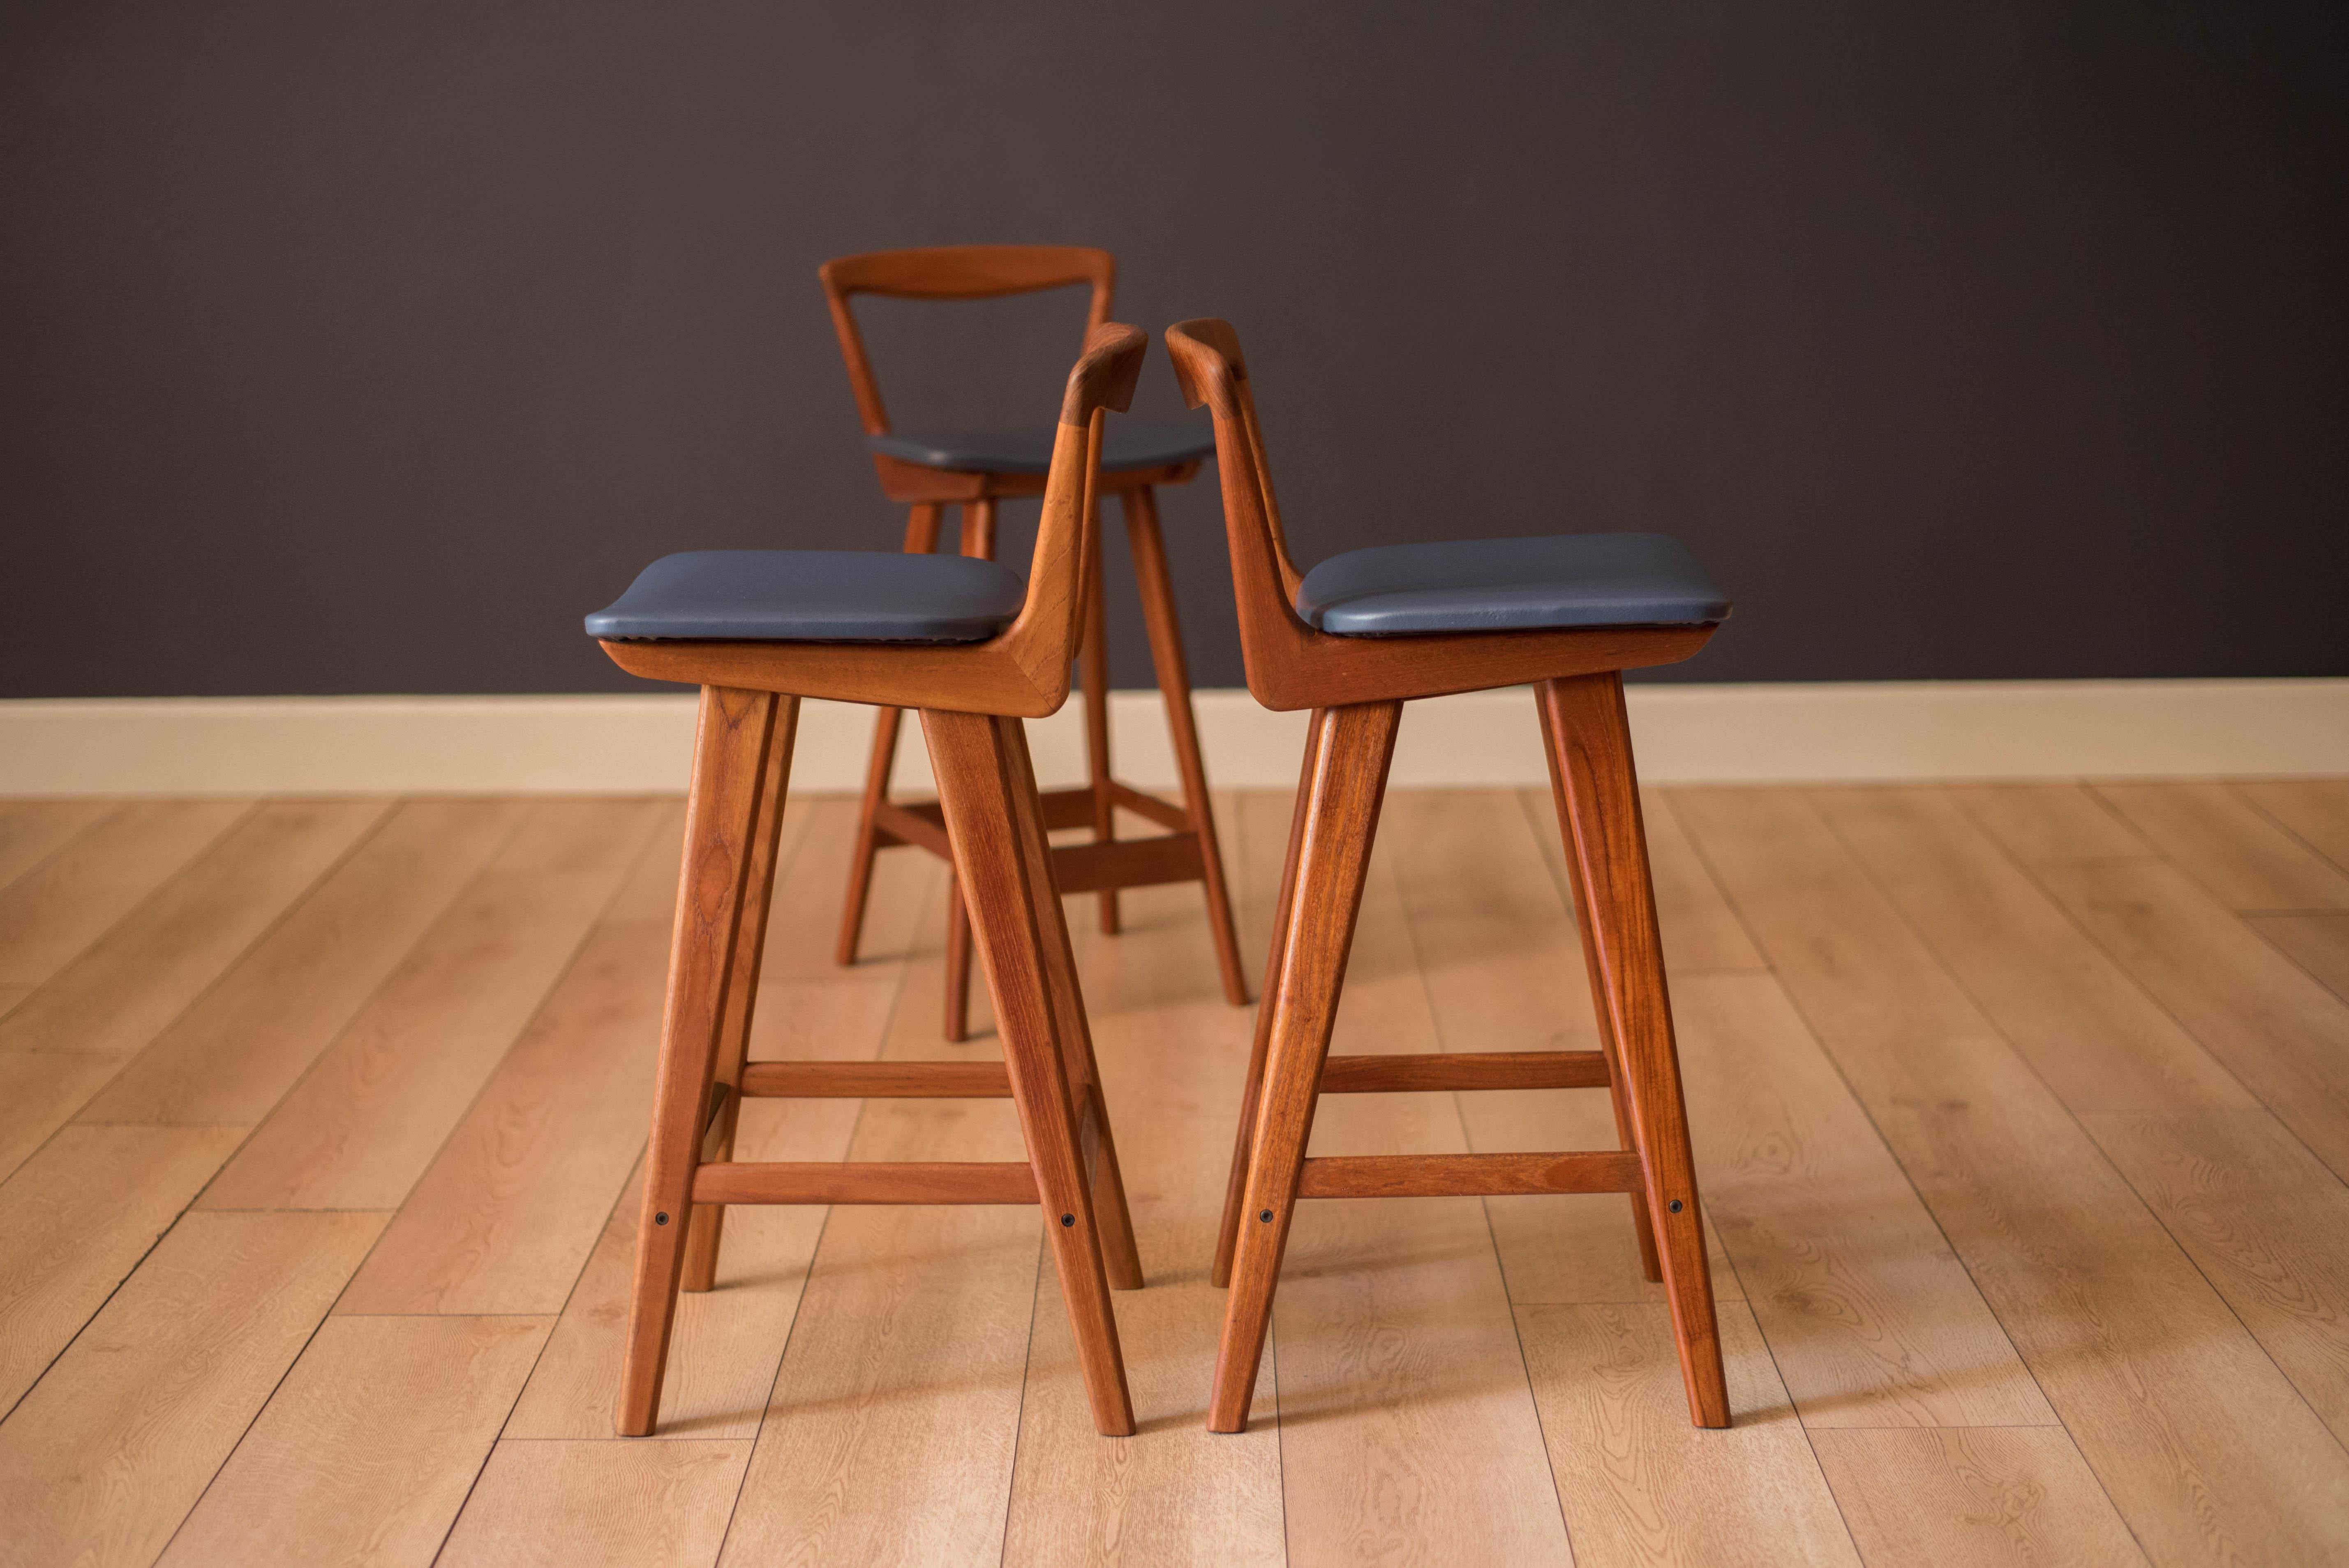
[{"x1": 5, "y1": 2, "x2": 2344, "y2": 696}]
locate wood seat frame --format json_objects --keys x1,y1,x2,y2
[
  {"x1": 596, "y1": 326, "x2": 1155, "y2": 1439},
  {"x1": 1164, "y1": 319, "x2": 1732, "y2": 1435},
  {"x1": 822, "y1": 246, "x2": 1248, "y2": 1040}
]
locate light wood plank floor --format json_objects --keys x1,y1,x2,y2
[{"x1": 3, "y1": 780, "x2": 2348, "y2": 1566}]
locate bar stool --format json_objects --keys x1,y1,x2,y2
[
  {"x1": 1162, "y1": 319, "x2": 1736, "y2": 1434},
  {"x1": 822, "y1": 246, "x2": 1249, "y2": 1040},
  {"x1": 584, "y1": 325, "x2": 1153, "y2": 1439}
]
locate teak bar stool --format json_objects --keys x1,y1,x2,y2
[
  {"x1": 584, "y1": 325, "x2": 1153, "y2": 1439},
  {"x1": 1163, "y1": 319, "x2": 1736, "y2": 1435},
  {"x1": 822, "y1": 246, "x2": 1249, "y2": 1040}
]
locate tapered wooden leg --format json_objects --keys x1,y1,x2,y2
[
  {"x1": 680, "y1": 696, "x2": 799, "y2": 1293},
  {"x1": 1209, "y1": 701, "x2": 1401, "y2": 1433},
  {"x1": 944, "y1": 871, "x2": 973, "y2": 1043},
  {"x1": 1541, "y1": 673, "x2": 1730, "y2": 1428},
  {"x1": 1125, "y1": 486, "x2": 1250, "y2": 1007},
  {"x1": 1537, "y1": 695, "x2": 1663, "y2": 1282},
  {"x1": 998, "y1": 714, "x2": 1143, "y2": 1291},
  {"x1": 617, "y1": 685, "x2": 780, "y2": 1436},
  {"x1": 960, "y1": 496, "x2": 998, "y2": 559},
  {"x1": 1211, "y1": 706, "x2": 1326, "y2": 1287},
  {"x1": 924, "y1": 707, "x2": 1134, "y2": 1435},
  {"x1": 1079, "y1": 508, "x2": 1119, "y2": 935},
  {"x1": 836, "y1": 503, "x2": 942, "y2": 967}
]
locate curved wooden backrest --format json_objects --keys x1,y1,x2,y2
[
  {"x1": 598, "y1": 323, "x2": 1148, "y2": 717},
  {"x1": 820, "y1": 245, "x2": 1118, "y2": 435},
  {"x1": 995, "y1": 321, "x2": 1145, "y2": 702},
  {"x1": 1167, "y1": 319, "x2": 1719, "y2": 713},
  {"x1": 1165, "y1": 319, "x2": 1310, "y2": 675}
]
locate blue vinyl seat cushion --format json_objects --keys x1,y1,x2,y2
[
  {"x1": 584, "y1": 550, "x2": 1026, "y2": 643},
  {"x1": 869, "y1": 418, "x2": 1215, "y2": 476},
  {"x1": 1295, "y1": 532, "x2": 1730, "y2": 637}
]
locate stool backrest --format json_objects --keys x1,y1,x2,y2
[
  {"x1": 1164, "y1": 318, "x2": 1313, "y2": 687},
  {"x1": 820, "y1": 246, "x2": 1117, "y2": 437},
  {"x1": 995, "y1": 321, "x2": 1145, "y2": 700}
]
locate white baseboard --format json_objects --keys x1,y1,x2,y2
[{"x1": 1, "y1": 679, "x2": 2342, "y2": 796}]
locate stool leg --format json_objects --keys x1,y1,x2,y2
[
  {"x1": 960, "y1": 496, "x2": 997, "y2": 559},
  {"x1": 1541, "y1": 673, "x2": 1730, "y2": 1428},
  {"x1": 924, "y1": 707, "x2": 1135, "y2": 1435},
  {"x1": 1000, "y1": 713, "x2": 1144, "y2": 1291},
  {"x1": 944, "y1": 871, "x2": 973, "y2": 1043},
  {"x1": 1209, "y1": 701, "x2": 1401, "y2": 1434},
  {"x1": 837, "y1": 503, "x2": 942, "y2": 967},
  {"x1": 617, "y1": 685, "x2": 781, "y2": 1436},
  {"x1": 1211, "y1": 705, "x2": 1325, "y2": 1287},
  {"x1": 939, "y1": 499, "x2": 995, "y2": 1041},
  {"x1": 680, "y1": 696, "x2": 799, "y2": 1293},
  {"x1": 1536, "y1": 695, "x2": 1663, "y2": 1283},
  {"x1": 1125, "y1": 486, "x2": 1250, "y2": 1007},
  {"x1": 1079, "y1": 508, "x2": 1119, "y2": 935}
]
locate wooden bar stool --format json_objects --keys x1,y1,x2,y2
[
  {"x1": 1163, "y1": 319, "x2": 1736, "y2": 1434},
  {"x1": 585, "y1": 325, "x2": 1153, "y2": 1439},
  {"x1": 822, "y1": 246, "x2": 1249, "y2": 1040}
]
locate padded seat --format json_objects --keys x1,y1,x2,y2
[
  {"x1": 1295, "y1": 532, "x2": 1731, "y2": 637},
  {"x1": 870, "y1": 418, "x2": 1216, "y2": 475},
  {"x1": 585, "y1": 550, "x2": 1024, "y2": 643}
]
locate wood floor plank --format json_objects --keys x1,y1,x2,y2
[
  {"x1": 1944, "y1": 783, "x2": 2151, "y2": 864},
  {"x1": 717, "y1": 867, "x2": 1045, "y2": 1567},
  {"x1": 1001, "y1": 878, "x2": 1284, "y2": 1568},
  {"x1": 1518, "y1": 1300, "x2": 1860, "y2": 1568},
  {"x1": 2028, "y1": 854, "x2": 2349, "y2": 1183},
  {"x1": 1385, "y1": 790, "x2": 1743, "y2": 1309},
  {"x1": 1821, "y1": 786, "x2": 2256, "y2": 1113},
  {"x1": 0, "y1": 799, "x2": 114, "y2": 896},
  {"x1": 0, "y1": 798, "x2": 389, "y2": 1060},
  {"x1": 0, "y1": 1047, "x2": 125, "y2": 1180},
  {"x1": 2075, "y1": 1108, "x2": 2349, "y2": 1445},
  {"x1": 1259, "y1": 794, "x2": 1573, "y2": 1567},
  {"x1": 2249, "y1": 912, "x2": 2349, "y2": 1003},
  {"x1": 2095, "y1": 781, "x2": 2349, "y2": 911},
  {"x1": 440, "y1": 1440, "x2": 751, "y2": 1568},
  {"x1": 83, "y1": 798, "x2": 528, "y2": 1125},
  {"x1": 0, "y1": 799, "x2": 250, "y2": 987},
  {"x1": 1674, "y1": 972, "x2": 2055, "y2": 1428},
  {"x1": 503, "y1": 799, "x2": 924, "y2": 1439},
  {"x1": 502, "y1": 1132, "x2": 832, "y2": 1440},
  {"x1": 1517, "y1": 785, "x2": 1768, "y2": 971},
  {"x1": 1809, "y1": 1428, "x2": 2146, "y2": 1568},
  {"x1": 156, "y1": 1314, "x2": 551, "y2": 1568},
  {"x1": 2235, "y1": 778, "x2": 2349, "y2": 876},
  {"x1": 0, "y1": 1209, "x2": 386, "y2": 1568},
  {"x1": 1674, "y1": 785, "x2": 2349, "y2": 1567},
  {"x1": 335, "y1": 806, "x2": 685, "y2": 1314},
  {"x1": 0, "y1": 1124, "x2": 247, "y2": 1416},
  {"x1": 198, "y1": 799, "x2": 670, "y2": 1212}
]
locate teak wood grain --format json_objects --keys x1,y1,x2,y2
[
  {"x1": 1174, "y1": 317, "x2": 1730, "y2": 1436},
  {"x1": 824, "y1": 254, "x2": 1245, "y2": 1041},
  {"x1": 603, "y1": 329, "x2": 1150, "y2": 1443}
]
